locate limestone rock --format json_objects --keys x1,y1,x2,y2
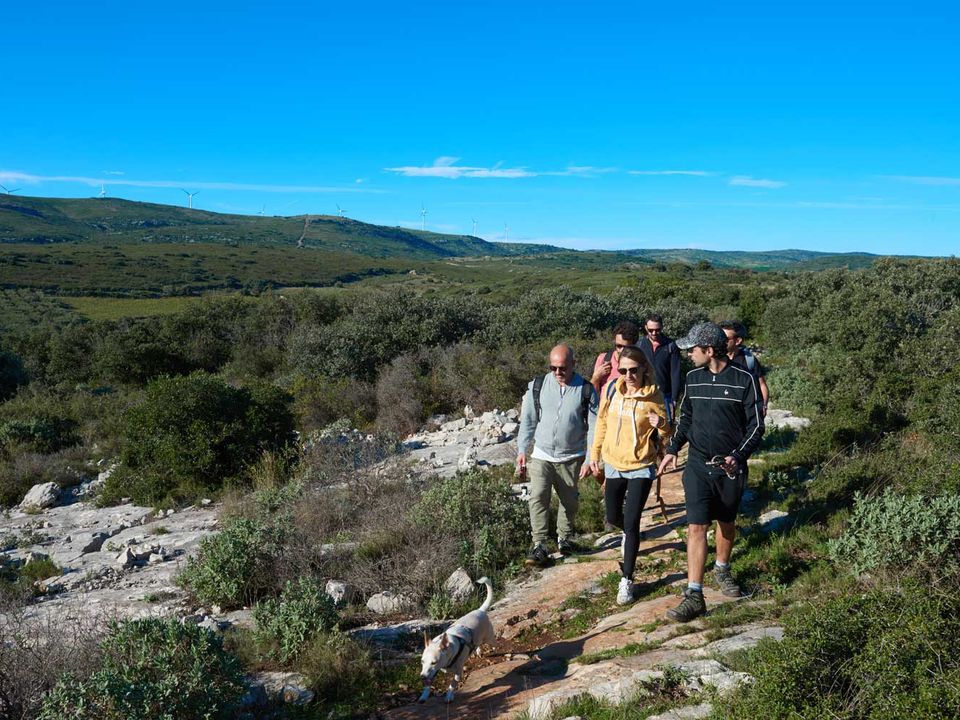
[
  {"x1": 646, "y1": 704, "x2": 714, "y2": 720},
  {"x1": 441, "y1": 418, "x2": 467, "y2": 432},
  {"x1": 444, "y1": 567, "x2": 474, "y2": 603},
  {"x1": 758, "y1": 509, "x2": 790, "y2": 533},
  {"x1": 20, "y1": 482, "x2": 60, "y2": 510},
  {"x1": 463, "y1": 405, "x2": 476, "y2": 419},
  {"x1": 366, "y1": 591, "x2": 413, "y2": 615},
  {"x1": 502, "y1": 421, "x2": 519, "y2": 436},
  {"x1": 458, "y1": 446, "x2": 479, "y2": 471},
  {"x1": 506, "y1": 408, "x2": 520, "y2": 421},
  {"x1": 325, "y1": 579, "x2": 356, "y2": 606}
]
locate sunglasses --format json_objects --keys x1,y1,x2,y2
[
  {"x1": 549, "y1": 365, "x2": 567, "y2": 372},
  {"x1": 646, "y1": 327, "x2": 662, "y2": 334},
  {"x1": 621, "y1": 366, "x2": 642, "y2": 375}
]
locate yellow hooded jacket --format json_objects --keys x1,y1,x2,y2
[{"x1": 591, "y1": 376, "x2": 671, "y2": 472}]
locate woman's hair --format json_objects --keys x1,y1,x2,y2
[{"x1": 619, "y1": 346, "x2": 654, "y2": 384}]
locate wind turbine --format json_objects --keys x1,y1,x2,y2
[
  {"x1": 0, "y1": 185, "x2": 20, "y2": 195},
  {"x1": 336, "y1": 204, "x2": 345, "y2": 218},
  {"x1": 98, "y1": 184, "x2": 107, "y2": 199},
  {"x1": 420, "y1": 204, "x2": 428, "y2": 231},
  {"x1": 471, "y1": 218, "x2": 478, "y2": 235},
  {"x1": 503, "y1": 222, "x2": 509, "y2": 241},
  {"x1": 181, "y1": 189, "x2": 199, "y2": 209},
  {"x1": 259, "y1": 205, "x2": 266, "y2": 216}
]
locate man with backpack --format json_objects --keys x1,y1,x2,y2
[
  {"x1": 517, "y1": 344, "x2": 599, "y2": 567},
  {"x1": 591, "y1": 321, "x2": 641, "y2": 395},
  {"x1": 638, "y1": 313, "x2": 683, "y2": 424},
  {"x1": 719, "y1": 321, "x2": 769, "y2": 417}
]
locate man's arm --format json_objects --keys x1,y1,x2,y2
[
  {"x1": 670, "y1": 343, "x2": 683, "y2": 400},
  {"x1": 591, "y1": 353, "x2": 611, "y2": 395},
  {"x1": 516, "y1": 381, "x2": 537, "y2": 460},
  {"x1": 732, "y1": 374, "x2": 764, "y2": 462},
  {"x1": 666, "y1": 381, "x2": 693, "y2": 455},
  {"x1": 589, "y1": 387, "x2": 607, "y2": 465},
  {"x1": 585, "y1": 385, "x2": 600, "y2": 455}
]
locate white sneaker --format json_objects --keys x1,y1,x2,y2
[{"x1": 616, "y1": 576, "x2": 634, "y2": 605}]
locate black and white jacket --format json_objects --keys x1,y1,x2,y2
[{"x1": 666, "y1": 362, "x2": 764, "y2": 463}]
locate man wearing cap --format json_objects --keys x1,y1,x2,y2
[{"x1": 657, "y1": 322, "x2": 764, "y2": 622}]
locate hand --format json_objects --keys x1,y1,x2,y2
[
  {"x1": 592, "y1": 361, "x2": 612, "y2": 384},
  {"x1": 721, "y1": 455, "x2": 739, "y2": 476},
  {"x1": 658, "y1": 453, "x2": 677, "y2": 476},
  {"x1": 516, "y1": 454, "x2": 527, "y2": 477},
  {"x1": 761, "y1": 403, "x2": 768, "y2": 418},
  {"x1": 647, "y1": 411, "x2": 661, "y2": 428},
  {"x1": 578, "y1": 462, "x2": 592, "y2": 480}
]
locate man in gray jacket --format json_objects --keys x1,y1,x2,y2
[{"x1": 517, "y1": 344, "x2": 599, "y2": 567}]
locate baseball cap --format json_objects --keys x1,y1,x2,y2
[{"x1": 676, "y1": 322, "x2": 727, "y2": 350}]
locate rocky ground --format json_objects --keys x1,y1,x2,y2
[{"x1": 1, "y1": 405, "x2": 809, "y2": 717}]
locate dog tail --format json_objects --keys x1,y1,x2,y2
[{"x1": 477, "y1": 576, "x2": 494, "y2": 611}]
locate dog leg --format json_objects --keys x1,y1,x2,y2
[
  {"x1": 444, "y1": 673, "x2": 461, "y2": 703},
  {"x1": 418, "y1": 686, "x2": 431, "y2": 703}
]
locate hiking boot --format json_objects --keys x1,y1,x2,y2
[
  {"x1": 714, "y1": 566, "x2": 743, "y2": 597},
  {"x1": 616, "y1": 576, "x2": 635, "y2": 605},
  {"x1": 558, "y1": 538, "x2": 583, "y2": 556},
  {"x1": 525, "y1": 543, "x2": 552, "y2": 568},
  {"x1": 666, "y1": 588, "x2": 706, "y2": 622}
]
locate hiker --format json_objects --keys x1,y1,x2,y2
[
  {"x1": 517, "y1": 344, "x2": 599, "y2": 567},
  {"x1": 657, "y1": 322, "x2": 764, "y2": 622},
  {"x1": 720, "y1": 320, "x2": 770, "y2": 417},
  {"x1": 637, "y1": 313, "x2": 683, "y2": 424},
  {"x1": 591, "y1": 321, "x2": 641, "y2": 395},
  {"x1": 588, "y1": 346, "x2": 670, "y2": 605}
]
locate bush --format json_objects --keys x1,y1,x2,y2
[
  {"x1": 38, "y1": 618, "x2": 245, "y2": 720},
  {"x1": 715, "y1": 583, "x2": 960, "y2": 719},
  {"x1": 103, "y1": 372, "x2": 294, "y2": 505},
  {"x1": 252, "y1": 577, "x2": 339, "y2": 664},
  {"x1": 0, "y1": 446, "x2": 92, "y2": 508},
  {"x1": 298, "y1": 631, "x2": 378, "y2": 708},
  {"x1": 0, "y1": 349, "x2": 26, "y2": 402},
  {"x1": 178, "y1": 517, "x2": 283, "y2": 608},
  {"x1": 829, "y1": 489, "x2": 960, "y2": 576},
  {"x1": 413, "y1": 468, "x2": 528, "y2": 577}
]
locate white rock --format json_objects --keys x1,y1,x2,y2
[
  {"x1": 440, "y1": 418, "x2": 467, "y2": 432},
  {"x1": 645, "y1": 704, "x2": 714, "y2": 720},
  {"x1": 20, "y1": 482, "x2": 60, "y2": 510},
  {"x1": 506, "y1": 408, "x2": 519, "y2": 420},
  {"x1": 324, "y1": 579, "x2": 356, "y2": 606},
  {"x1": 458, "y1": 446, "x2": 479, "y2": 472},
  {"x1": 463, "y1": 405, "x2": 476, "y2": 420},
  {"x1": 502, "y1": 422, "x2": 520, "y2": 436},
  {"x1": 366, "y1": 591, "x2": 413, "y2": 615},
  {"x1": 444, "y1": 567, "x2": 474, "y2": 603},
  {"x1": 758, "y1": 509, "x2": 790, "y2": 533}
]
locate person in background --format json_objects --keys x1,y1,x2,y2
[
  {"x1": 719, "y1": 320, "x2": 769, "y2": 417},
  {"x1": 591, "y1": 321, "x2": 641, "y2": 395},
  {"x1": 658, "y1": 322, "x2": 764, "y2": 622},
  {"x1": 517, "y1": 344, "x2": 599, "y2": 567},
  {"x1": 589, "y1": 346, "x2": 670, "y2": 605},
  {"x1": 638, "y1": 313, "x2": 683, "y2": 423}
]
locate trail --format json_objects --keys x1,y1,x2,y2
[{"x1": 384, "y1": 464, "x2": 775, "y2": 719}]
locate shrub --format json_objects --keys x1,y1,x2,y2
[
  {"x1": 715, "y1": 583, "x2": 960, "y2": 719},
  {"x1": 0, "y1": 416, "x2": 79, "y2": 455},
  {"x1": 0, "y1": 349, "x2": 26, "y2": 402},
  {"x1": 252, "y1": 577, "x2": 339, "y2": 664},
  {"x1": 413, "y1": 467, "x2": 528, "y2": 577},
  {"x1": 829, "y1": 489, "x2": 960, "y2": 576},
  {"x1": 0, "y1": 446, "x2": 92, "y2": 508},
  {"x1": 177, "y1": 517, "x2": 283, "y2": 608},
  {"x1": 104, "y1": 372, "x2": 294, "y2": 505},
  {"x1": 38, "y1": 618, "x2": 245, "y2": 720},
  {"x1": 297, "y1": 631, "x2": 378, "y2": 708}
]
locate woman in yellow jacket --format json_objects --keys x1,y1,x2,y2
[{"x1": 589, "y1": 346, "x2": 671, "y2": 605}]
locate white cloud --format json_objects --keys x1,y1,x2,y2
[
  {"x1": 882, "y1": 175, "x2": 960, "y2": 186},
  {"x1": 628, "y1": 170, "x2": 714, "y2": 176},
  {"x1": 728, "y1": 175, "x2": 787, "y2": 189},
  {"x1": 0, "y1": 170, "x2": 380, "y2": 194},
  {"x1": 384, "y1": 157, "x2": 615, "y2": 179}
]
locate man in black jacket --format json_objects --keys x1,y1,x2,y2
[
  {"x1": 657, "y1": 322, "x2": 764, "y2": 622},
  {"x1": 638, "y1": 314, "x2": 683, "y2": 423}
]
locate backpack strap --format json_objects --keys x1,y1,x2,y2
[
  {"x1": 606, "y1": 379, "x2": 618, "y2": 401},
  {"x1": 580, "y1": 380, "x2": 593, "y2": 427},
  {"x1": 743, "y1": 349, "x2": 757, "y2": 373},
  {"x1": 532, "y1": 375, "x2": 545, "y2": 423}
]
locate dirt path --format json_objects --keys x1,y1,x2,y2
[{"x1": 384, "y1": 465, "x2": 745, "y2": 719}]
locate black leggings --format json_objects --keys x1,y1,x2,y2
[{"x1": 604, "y1": 475, "x2": 653, "y2": 579}]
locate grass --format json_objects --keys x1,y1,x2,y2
[
  {"x1": 59, "y1": 295, "x2": 201, "y2": 321},
  {"x1": 573, "y1": 639, "x2": 663, "y2": 665}
]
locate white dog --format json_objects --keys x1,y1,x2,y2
[{"x1": 418, "y1": 576, "x2": 495, "y2": 703}]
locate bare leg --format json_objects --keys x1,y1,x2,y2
[
  {"x1": 715, "y1": 520, "x2": 736, "y2": 564},
  {"x1": 687, "y1": 523, "x2": 708, "y2": 584}
]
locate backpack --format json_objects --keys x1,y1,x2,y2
[{"x1": 532, "y1": 375, "x2": 593, "y2": 428}]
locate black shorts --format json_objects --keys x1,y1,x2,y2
[{"x1": 681, "y1": 456, "x2": 746, "y2": 525}]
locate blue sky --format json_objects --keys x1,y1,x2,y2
[{"x1": 2, "y1": 1, "x2": 958, "y2": 254}]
